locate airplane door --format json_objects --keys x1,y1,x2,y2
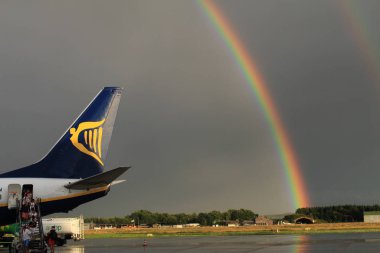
[{"x1": 8, "y1": 184, "x2": 21, "y2": 210}]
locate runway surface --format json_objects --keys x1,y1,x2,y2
[{"x1": 52, "y1": 233, "x2": 380, "y2": 253}]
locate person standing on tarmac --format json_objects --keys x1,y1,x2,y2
[{"x1": 46, "y1": 226, "x2": 58, "y2": 253}]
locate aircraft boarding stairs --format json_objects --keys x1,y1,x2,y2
[{"x1": 14, "y1": 198, "x2": 47, "y2": 253}]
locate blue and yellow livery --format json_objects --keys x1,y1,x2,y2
[{"x1": 0, "y1": 87, "x2": 129, "y2": 226}]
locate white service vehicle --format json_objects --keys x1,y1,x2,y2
[{"x1": 43, "y1": 216, "x2": 84, "y2": 246}]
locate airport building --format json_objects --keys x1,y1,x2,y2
[
  {"x1": 364, "y1": 211, "x2": 380, "y2": 223},
  {"x1": 255, "y1": 216, "x2": 273, "y2": 226}
]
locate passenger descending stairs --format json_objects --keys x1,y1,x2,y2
[{"x1": 15, "y1": 198, "x2": 47, "y2": 253}]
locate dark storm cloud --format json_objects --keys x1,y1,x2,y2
[
  {"x1": 218, "y1": 0, "x2": 380, "y2": 207},
  {"x1": 0, "y1": 0, "x2": 379, "y2": 216}
]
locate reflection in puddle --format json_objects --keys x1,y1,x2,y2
[
  {"x1": 292, "y1": 235, "x2": 310, "y2": 253},
  {"x1": 55, "y1": 246, "x2": 84, "y2": 253}
]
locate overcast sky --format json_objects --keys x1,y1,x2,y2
[{"x1": 1, "y1": 0, "x2": 380, "y2": 216}]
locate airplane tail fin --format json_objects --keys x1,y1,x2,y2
[{"x1": 0, "y1": 87, "x2": 123, "y2": 179}]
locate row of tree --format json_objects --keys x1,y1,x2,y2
[
  {"x1": 85, "y1": 205, "x2": 380, "y2": 226},
  {"x1": 84, "y1": 209, "x2": 258, "y2": 226},
  {"x1": 296, "y1": 205, "x2": 380, "y2": 222}
]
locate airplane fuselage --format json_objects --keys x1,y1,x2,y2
[{"x1": 0, "y1": 178, "x2": 109, "y2": 226}]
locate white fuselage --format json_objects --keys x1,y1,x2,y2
[
  {"x1": 0, "y1": 178, "x2": 109, "y2": 225},
  {"x1": 1, "y1": 178, "x2": 82, "y2": 205}
]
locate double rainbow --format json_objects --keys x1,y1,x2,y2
[
  {"x1": 338, "y1": 0, "x2": 380, "y2": 87},
  {"x1": 198, "y1": 0, "x2": 310, "y2": 209}
]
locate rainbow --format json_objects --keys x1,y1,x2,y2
[
  {"x1": 338, "y1": 0, "x2": 380, "y2": 86},
  {"x1": 198, "y1": 0, "x2": 310, "y2": 209}
]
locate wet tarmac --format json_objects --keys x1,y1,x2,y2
[{"x1": 49, "y1": 233, "x2": 380, "y2": 253}]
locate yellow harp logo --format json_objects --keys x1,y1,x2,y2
[{"x1": 69, "y1": 119, "x2": 105, "y2": 165}]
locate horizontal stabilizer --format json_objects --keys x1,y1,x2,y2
[
  {"x1": 65, "y1": 166, "x2": 130, "y2": 190},
  {"x1": 110, "y1": 180, "x2": 126, "y2": 186}
]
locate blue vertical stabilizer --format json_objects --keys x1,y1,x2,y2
[{"x1": 0, "y1": 87, "x2": 123, "y2": 179}]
